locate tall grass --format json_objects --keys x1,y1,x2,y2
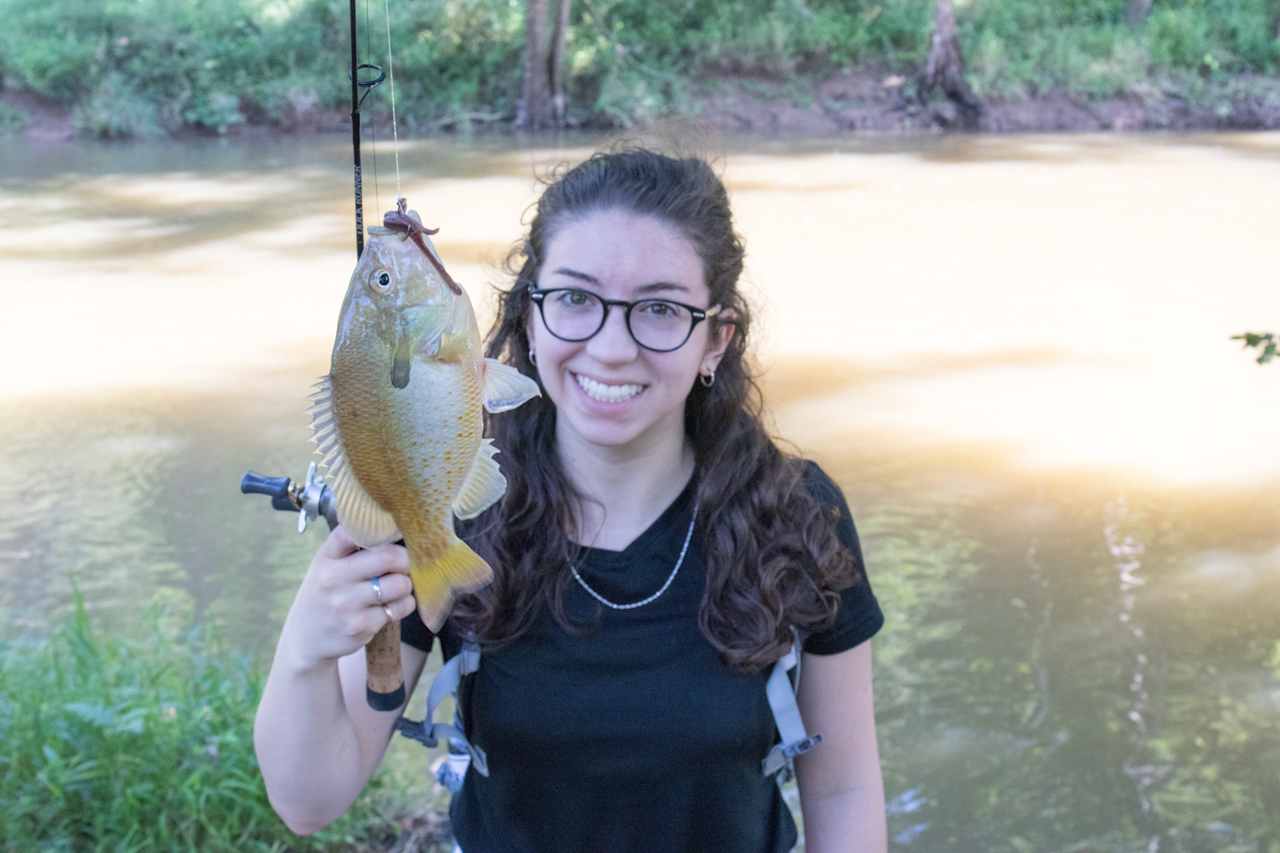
[{"x1": 0, "y1": 591, "x2": 409, "y2": 851}]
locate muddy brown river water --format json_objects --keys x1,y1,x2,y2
[{"x1": 2, "y1": 131, "x2": 1278, "y2": 851}]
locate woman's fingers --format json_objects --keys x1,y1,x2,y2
[
  {"x1": 365, "y1": 572, "x2": 414, "y2": 608},
  {"x1": 335, "y1": 543, "x2": 410, "y2": 583},
  {"x1": 354, "y1": 590, "x2": 417, "y2": 639},
  {"x1": 319, "y1": 525, "x2": 362, "y2": 560}
]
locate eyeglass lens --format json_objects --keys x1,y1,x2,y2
[{"x1": 541, "y1": 290, "x2": 695, "y2": 351}]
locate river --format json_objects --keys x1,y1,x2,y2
[{"x1": 2, "y1": 131, "x2": 1278, "y2": 851}]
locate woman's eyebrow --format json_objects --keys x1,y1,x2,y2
[
  {"x1": 551, "y1": 267, "x2": 600, "y2": 285},
  {"x1": 635, "y1": 281, "x2": 689, "y2": 295},
  {"x1": 550, "y1": 267, "x2": 690, "y2": 294}
]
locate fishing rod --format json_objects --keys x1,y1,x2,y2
[
  {"x1": 350, "y1": 0, "x2": 387, "y2": 258},
  {"x1": 239, "y1": 1, "x2": 403, "y2": 712}
]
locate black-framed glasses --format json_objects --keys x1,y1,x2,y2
[{"x1": 529, "y1": 287, "x2": 722, "y2": 353}]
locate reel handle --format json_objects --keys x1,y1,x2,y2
[
  {"x1": 241, "y1": 465, "x2": 405, "y2": 711},
  {"x1": 240, "y1": 471, "x2": 298, "y2": 512}
]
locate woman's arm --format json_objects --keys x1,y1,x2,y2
[
  {"x1": 795, "y1": 641, "x2": 887, "y2": 853},
  {"x1": 253, "y1": 528, "x2": 428, "y2": 835}
]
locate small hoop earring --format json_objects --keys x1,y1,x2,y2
[
  {"x1": 529, "y1": 349, "x2": 537, "y2": 365},
  {"x1": 699, "y1": 370, "x2": 715, "y2": 388}
]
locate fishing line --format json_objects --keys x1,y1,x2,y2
[
  {"x1": 383, "y1": 0, "x2": 402, "y2": 201},
  {"x1": 363, "y1": 0, "x2": 380, "y2": 217}
]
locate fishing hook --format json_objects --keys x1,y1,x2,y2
[{"x1": 384, "y1": 198, "x2": 465, "y2": 295}]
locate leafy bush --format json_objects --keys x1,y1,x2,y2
[
  {"x1": 0, "y1": 0, "x2": 1276, "y2": 134},
  {"x1": 0, "y1": 591, "x2": 403, "y2": 850},
  {"x1": 73, "y1": 72, "x2": 165, "y2": 138}
]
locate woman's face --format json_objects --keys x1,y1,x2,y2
[{"x1": 528, "y1": 208, "x2": 732, "y2": 457}]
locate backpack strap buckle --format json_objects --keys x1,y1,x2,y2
[
  {"x1": 761, "y1": 630, "x2": 823, "y2": 780},
  {"x1": 396, "y1": 635, "x2": 489, "y2": 779}
]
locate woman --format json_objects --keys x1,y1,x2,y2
[{"x1": 254, "y1": 148, "x2": 887, "y2": 852}]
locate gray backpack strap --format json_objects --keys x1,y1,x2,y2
[
  {"x1": 761, "y1": 629, "x2": 822, "y2": 781},
  {"x1": 395, "y1": 635, "x2": 489, "y2": 784}
]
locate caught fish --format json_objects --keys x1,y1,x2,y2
[{"x1": 307, "y1": 199, "x2": 539, "y2": 690}]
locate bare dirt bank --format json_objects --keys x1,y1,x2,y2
[{"x1": 6, "y1": 70, "x2": 1280, "y2": 144}]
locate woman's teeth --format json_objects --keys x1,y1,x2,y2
[{"x1": 575, "y1": 373, "x2": 645, "y2": 403}]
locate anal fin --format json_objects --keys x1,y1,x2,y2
[{"x1": 452, "y1": 438, "x2": 506, "y2": 520}]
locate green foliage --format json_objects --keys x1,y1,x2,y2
[
  {"x1": 0, "y1": 0, "x2": 1276, "y2": 134},
  {"x1": 1147, "y1": 0, "x2": 1280, "y2": 75},
  {"x1": 378, "y1": 0, "x2": 525, "y2": 129},
  {"x1": 962, "y1": 0, "x2": 1278, "y2": 97},
  {"x1": 569, "y1": 0, "x2": 929, "y2": 124},
  {"x1": 0, "y1": 590, "x2": 400, "y2": 850},
  {"x1": 1232, "y1": 331, "x2": 1277, "y2": 365}
]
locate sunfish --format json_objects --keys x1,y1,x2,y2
[{"x1": 308, "y1": 200, "x2": 540, "y2": 641}]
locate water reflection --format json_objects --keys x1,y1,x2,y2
[{"x1": 3, "y1": 132, "x2": 1279, "y2": 851}]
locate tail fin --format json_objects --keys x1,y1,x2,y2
[{"x1": 410, "y1": 538, "x2": 494, "y2": 632}]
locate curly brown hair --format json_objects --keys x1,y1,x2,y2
[{"x1": 452, "y1": 147, "x2": 862, "y2": 673}]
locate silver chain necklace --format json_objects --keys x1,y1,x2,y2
[{"x1": 569, "y1": 502, "x2": 699, "y2": 610}]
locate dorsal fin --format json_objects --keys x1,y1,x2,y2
[{"x1": 307, "y1": 375, "x2": 401, "y2": 547}]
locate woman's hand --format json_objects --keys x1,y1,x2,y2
[
  {"x1": 255, "y1": 526, "x2": 429, "y2": 834},
  {"x1": 279, "y1": 525, "x2": 417, "y2": 673}
]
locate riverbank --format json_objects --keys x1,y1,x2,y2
[
  {"x1": 3, "y1": 0, "x2": 1277, "y2": 142},
  {"x1": 7, "y1": 68, "x2": 1280, "y2": 145}
]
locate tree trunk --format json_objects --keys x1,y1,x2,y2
[
  {"x1": 518, "y1": 0, "x2": 571, "y2": 130},
  {"x1": 922, "y1": 0, "x2": 982, "y2": 126},
  {"x1": 549, "y1": 0, "x2": 572, "y2": 126},
  {"x1": 1128, "y1": 0, "x2": 1154, "y2": 27},
  {"x1": 518, "y1": 0, "x2": 552, "y2": 130}
]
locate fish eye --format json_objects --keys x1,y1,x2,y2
[{"x1": 369, "y1": 269, "x2": 393, "y2": 292}]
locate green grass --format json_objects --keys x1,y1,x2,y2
[
  {"x1": 0, "y1": 590, "x2": 419, "y2": 851},
  {"x1": 0, "y1": 0, "x2": 1276, "y2": 135}
]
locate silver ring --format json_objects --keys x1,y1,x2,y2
[
  {"x1": 382, "y1": 604, "x2": 394, "y2": 622},
  {"x1": 370, "y1": 576, "x2": 384, "y2": 606}
]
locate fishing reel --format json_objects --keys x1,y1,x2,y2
[
  {"x1": 240, "y1": 462, "x2": 338, "y2": 533},
  {"x1": 241, "y1": 461, "x2": 482, "y2": 779}
]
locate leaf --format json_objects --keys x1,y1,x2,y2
[{"x1": 64, "y1": 701, "x2": 116, "y2": 729}]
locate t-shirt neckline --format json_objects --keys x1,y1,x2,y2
[{"x1": 573, "y1": 473, "x2": 698, "y2": 571}]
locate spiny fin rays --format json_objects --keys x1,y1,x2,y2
[{"x1": 307, "y1": 374, "x2": 401, "y2": 547}]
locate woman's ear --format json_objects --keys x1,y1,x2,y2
[{"x1": 702, "y1": 312, "x2": 737, "y2": 375}]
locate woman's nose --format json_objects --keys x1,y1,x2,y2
[{"x1": 587, "y1": 304, "x2": 640, "y2": 362}]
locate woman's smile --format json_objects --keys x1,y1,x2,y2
[{"x1": 571, "y1": 371, "x2": 648, "y2": 405}]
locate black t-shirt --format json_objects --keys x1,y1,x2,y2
[{"x1": 399, "y1": 461, "x2": 884, "y2": 853}]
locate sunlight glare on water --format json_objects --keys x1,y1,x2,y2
[
  {"x1": 725, "y1": 135, "x2": 1280, "y2": 487},
  {"x1": 1, "y1": 135, "x2": 1277, "y2": 488}
]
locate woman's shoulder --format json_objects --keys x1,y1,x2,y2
[
  {"x1": 792, "y1": 458, "x2": 863, "y2": 566},
  {"x1": 796, "y1": 459, "x2": 850, "y2": 514}
]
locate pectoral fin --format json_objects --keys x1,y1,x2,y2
[
  {"x1": 391, "y1": 336, "x2": 412, "y2": 389},
  {"x1": 411, "y1": 538, "x2": 494, "y2": 632},
  {"x1": 307, "y1": 376, "x2": 401, "y2": 547},
  {"x1": 482, "y1": 358, "x2": 541, "y2": 413},
  {"x1": 452, "y1": 439, "x2": 506, "y2": 520}
]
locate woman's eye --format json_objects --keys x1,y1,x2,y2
[
  {"x1": 640, "y1": 301, "x2": 681, "y2": 318},
  {"x1": 557, "y1": 290, "x2": 591, "y2": 306}
]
